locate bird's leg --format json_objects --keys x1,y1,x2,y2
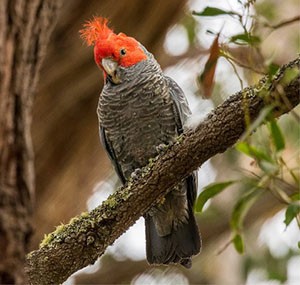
[
  {"x1": 130, "y1": 167, "x2": 142, "y2": 180},
  {"x1": 155, "y1": 143, "x2": 168, "y2": 154}
]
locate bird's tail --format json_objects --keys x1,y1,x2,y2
[{"x1": 145, "y1": 200, "x2": 201, "y2": 268}]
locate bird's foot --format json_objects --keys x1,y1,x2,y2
[
  {"x1": 155, "y1": 143, "x2": 168, "y2": 154},
  {"x1": 130, "y1": 168, "x2": 142, "y2": 180}
]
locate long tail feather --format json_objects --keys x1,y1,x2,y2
[{"x1": 145, "y1": 175, "x2": 201, "y2": 268}]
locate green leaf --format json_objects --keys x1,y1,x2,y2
[
  {"x1": 233, "y1": 233, "x2": 244, "y2": 254},
  {"x1": 230, "y1": 33, "x2": 261, "y2": 46},
  {"x1": 236, "y1": 142, "x2": 273, "y2": 163},
  {"x1": 231, "y1": 189, "x2": 261, "y2": 231},
  {"x1": 291, "y1": 192, "x2": 300, "y2": 201},
  {"x1": 298, "y1": 241, "x2": 300, "y2": 249},
  {"x1": 181, "y1": 15, "x2": 198, "y2": 45},
  {"x1": 195, "y1": 181, "x2": 235, "y2": 212},
  {"x1": 284, "y1": 204, "x2": 300, "y2": 227},
  {"x1": 192, "y1": 7, "x2": 237, "y2": 17},
  {"x1": 269, "y1": 119, "x2": 285, "y2": 151},
  {"x1": 268, "y1": 63, "x2": 280, "y2": 77}
]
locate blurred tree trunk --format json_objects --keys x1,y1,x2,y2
[{"x1": 0, "y1": 0, "x2": 61, "y2": 283}]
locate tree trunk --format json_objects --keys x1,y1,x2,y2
[{"x1": 0, "y1": 1, "x2": 61, "y2": 283}]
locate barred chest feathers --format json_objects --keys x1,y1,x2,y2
[{"x1": 97, "y1": 58, "x2": 178, "y2": 179}]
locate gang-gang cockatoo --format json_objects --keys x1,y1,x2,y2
[{"x1": 80, "y1": 17, "x2": 201, "y2": 268}]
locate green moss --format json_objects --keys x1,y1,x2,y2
[
  {"x1": 40, "y1": 233, "x2": 55, "y2": 248},
  {"x1": 103, "y1": 196, "x2": 118, "y2": 208},
  {"x1": 27, "y1": 251, "x2": 34, "y2": 258},
  {"x1": 69, "y1": 215, "x2": 80, "y2": 224},
  {"x1": 38, "y1": 205, "x2": 108, "y2": 249},
  {"x1": 40, "y1": 223, "x2": 67, "y2": 247},
  {"x1": 40, "y1": 219, "x2": 82, "y2": 248},
  {"x1": 55, "y1": 224, "x2": 66, "y2": 234},
  {"x1": 81, "y1": 211, "x2": 89, "y2": 218},
  {"x1": 121, "y1": 188, "x2": 133, "y2": 200},
  {"x1": 148, "y1": 157, "x2": 155, "y2": 165},
  {"x1": 176, "y1": 134, "x2": 184, "y2": 143}
]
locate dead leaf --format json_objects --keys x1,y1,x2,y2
[{"x1": 197, "y1": 34, "x2": 220, "y2": 98}]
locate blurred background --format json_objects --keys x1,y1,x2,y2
[{"x1": 31, "y1": 0, "x2": 299, "y2": 284}]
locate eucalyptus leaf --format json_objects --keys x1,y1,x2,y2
[
  {"x1": 233, "y1": 233, "x2": 244, "y2": 254},
  {"x1": 236, "y1": 142, "x2": 273, "y2": 163},
  {"x1": 268, "y1": 63, "x2": 280, "y2": 77},
  {"x1": 192, "y1": 7, "x2": 237, "y2": 17},
  {"x1": 231, "y1": 189, "x2": 262, "y2": 231},
  {"x1": 181, "y1": 15, "x2": 198, "y2": 45},
  {"x1": 230, "y1": 33, "x2": 261, "y2": 46},
  {"x1": 291, "y1": 193, "x2": 300, "y2": 201},
  {"x1": 284, "y1": 204, "x2": 300, "y2": 227},
  {"x1": 269, "y1": 119, "x2": 285, "y2": 151},
  {"x1": 195, "y1": 181, "x2": 235, "y2": 212}
]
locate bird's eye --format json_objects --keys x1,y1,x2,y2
[{"x1": 120, "y1": 48, "x2": 126, "y2": 56}]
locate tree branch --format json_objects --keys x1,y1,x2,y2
[{"x1": 25, "y1": 57, "x2": 300, "y2": 285}]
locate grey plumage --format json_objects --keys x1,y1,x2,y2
[{"x1": 97, "y1": 48, "x2": 201, "y2": 267}]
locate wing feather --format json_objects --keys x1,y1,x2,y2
[
  {"x1": 166, "y1": 76, "x2": 198, "y2": 202},
  {"x1": 165, "y1": 76, "x2": 191, "y2": 134},
  {"x1": 99, "y1": 126, "x2": 126, "y2": 184}
]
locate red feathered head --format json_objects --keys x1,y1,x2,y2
[{"x1": 80, "y1": 17, "x2": 147, "y2": 68}]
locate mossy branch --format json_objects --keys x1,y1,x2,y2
[{"x1": 25, "y1": 57, "x2": 300, "y2": 285}]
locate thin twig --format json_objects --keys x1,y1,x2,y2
[
  {"x1": 279, "y1": 157, "x2": 300, "y2": 185},
  {"x1": 216, "y1": 237, "x2": 234, "y2": 255},
  {"x1": 221, "y1": 50, "x2": 266, "y2": 75},
  {"x1": 269, "y1": 15, "x2": 300, "y2": 30},
  {"x1": 225, "y1": 57, "x2": 244, "y2": 89}
]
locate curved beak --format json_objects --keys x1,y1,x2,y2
[{"x1": 101, "y1": 58, "x2": 121, "y2": 84}]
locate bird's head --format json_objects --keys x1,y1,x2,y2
[{"x1": 80, "y1": 17, "x2": 147, "y2": 84}]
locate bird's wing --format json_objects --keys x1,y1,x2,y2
[
  {"x1": 165, "y1": 76, "x2": 192, "y2": 134},
  {"x1": 99, "y1": 126, "x2": 126, "y2": 184},
  {"x1": 165, "y1": 76, "x2": 198, "y2": 198}
]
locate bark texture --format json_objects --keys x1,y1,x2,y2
[
  {"x1": 26, "y1": 57, "x2": 300, "y2": 285},
  {"x1": 0, "y1": 0, "x2": 61, "y2": 283}
]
